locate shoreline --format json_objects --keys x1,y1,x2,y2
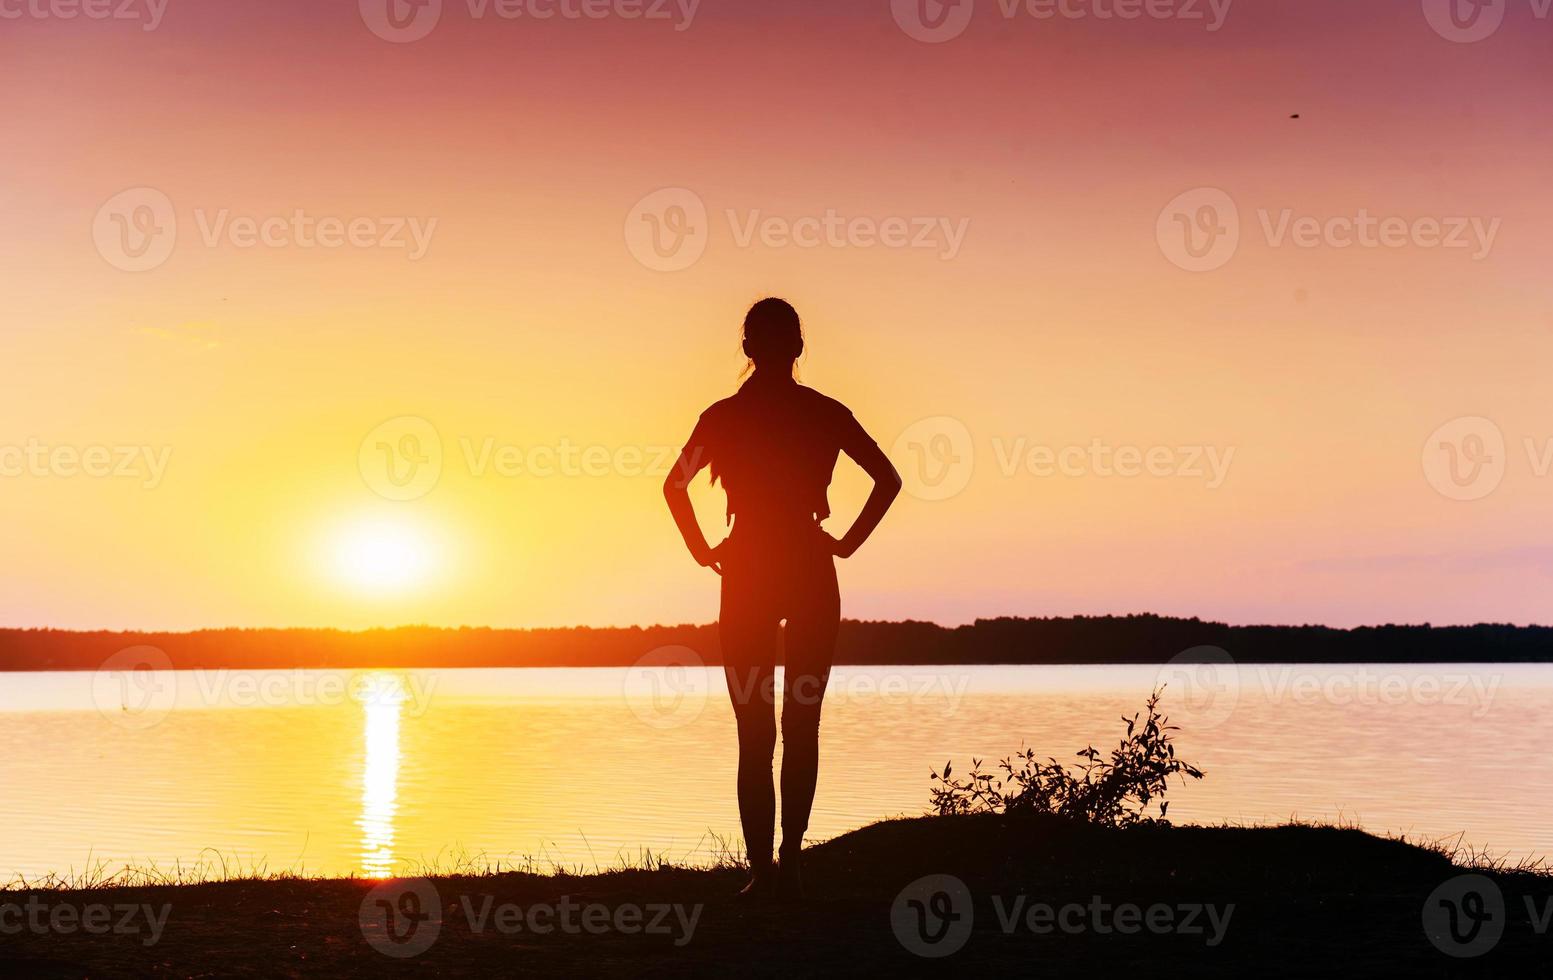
[
  {"x1": 3, "y1": 814, "x2": 1549, "y2": 976},
  {"x1": 6, "y1": 616, "x2": 1553, "y2": 671},
  {"x1": 4, "y1": 659, "x2": 1546, "y2": 672}
]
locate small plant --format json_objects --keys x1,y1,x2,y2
[{"x1": 930, "y1": 687, "x2": 1204, "y2": 828}]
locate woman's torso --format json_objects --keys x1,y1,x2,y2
[{"x1": 697, "y1": 376, "x2": 859, "y2": 539}]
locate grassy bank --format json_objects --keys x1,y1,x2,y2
[{"x1": 2, "y1": 813, "x2": 1548, "y2": 976}]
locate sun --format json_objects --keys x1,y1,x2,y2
[{"x1": 330, "y1": 515, "x2": 436, "y2": 594}]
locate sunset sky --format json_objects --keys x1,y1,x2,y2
[{"x1": 4, "y1": 0, "x2": 1553, "y2": 630}]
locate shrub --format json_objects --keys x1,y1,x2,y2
[{"x1": 929, "y1": 688, "x2": 1204, "y2": 827}]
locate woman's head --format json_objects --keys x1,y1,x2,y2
[{"x1": 742, "y1": 298, "x2": 803, "y2": 375}]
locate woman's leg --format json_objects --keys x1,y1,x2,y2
[
  {"x1": 778, "y1": 557, "x2": 840, "y2": 859},
  {"x1": 720, "y1": 577, "x2": 780, "y2": 877}
]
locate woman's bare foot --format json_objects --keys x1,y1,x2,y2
[
  {"x1": 737, "y1": 863, "x2": 777, "y2": 901},
  {"x1": 777, "y1": 844, "x2": 804, "y2": 900}
]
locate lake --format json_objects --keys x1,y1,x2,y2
[{"x1": 2, "y1": 663, "x2": 1549, "y2": 882}]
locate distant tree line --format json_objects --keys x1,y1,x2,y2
[{"x1": 1, "y1": 615, "x2": 1549, "y2": 670}]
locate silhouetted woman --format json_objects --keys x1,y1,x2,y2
[{"x1": 663, "y1": 299, "x2": 902, "y2": 899}]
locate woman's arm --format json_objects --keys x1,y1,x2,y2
[
  {"x1": 663, "y1": 445, "x2": 722, "y2": 574},
  {"x1": 832, "y1": 436, "x2": 902, "y2": 559}
]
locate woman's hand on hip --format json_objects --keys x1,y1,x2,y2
[{"x1": 695, "y1": 539, "x2": 727, "y2": 576}]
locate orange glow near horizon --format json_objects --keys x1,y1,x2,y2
[{"x1": 4, "y1": 2, "x2": 1553, "y2": 630}]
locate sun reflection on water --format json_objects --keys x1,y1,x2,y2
[{"x1": 356, "y1": 672, "x2": 408, "y2": 878}]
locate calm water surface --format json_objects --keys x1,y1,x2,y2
[{"x1": 1, "y1": 664, "x2": 1548, "y2": 881}]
